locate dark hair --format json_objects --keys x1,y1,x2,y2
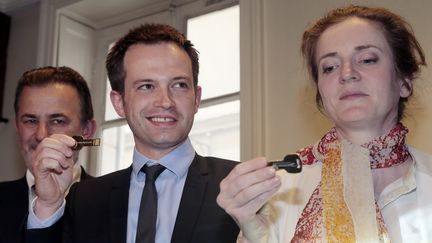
[
  {"x1": 106, "y1": 23, "x2": 199, "y2": 95},
  {"x1": 301, "y1": 5, "x2": 426, "y2": 121},
  {"x1": 14, "y1": 66, "x2": 94, "y2": 125}
]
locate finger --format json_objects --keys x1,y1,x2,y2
[
  {"x1": 50, "y1": 134, "x2": 76, "y2": 147},
  {"x1": 220, "y1": 157, "x2": 269, "y2": 194},
  {"x1": 231, "y1": 185, "x2": 280, "y2": 222},
  {"x1": 33, "y1": 147, "x2": 74, "y2": 174},
  {"x1": 220, "y1": 165, "x2": 277, "y2": 200},
  {"x1": 34, "y1": 137, "x2": 74, "y2": 158},
  {"x1": 34, "y1": 157, "x2": 70, "y2": 175},
  {"x1": 219, "y1": 172, "x2": 280, "y2": 209},
  {"x1": 233, "y1": 175, "x2": 280, "y2": 209},
  {"x1": 226, "y1": 157, "x2": 268, "y2": 181}
]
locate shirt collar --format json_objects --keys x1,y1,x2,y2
[
  {"x1": 378, "y1": 156, "x2": 417, "y2": 208},
  {"x1": 132, "y1": 138, "x2": 195, "y2": 179}
]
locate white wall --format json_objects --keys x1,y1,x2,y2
[
  {"x1": 1, "y1": 0, "x2": 432, "y2": 181},
  {"x1": 260, "y1": 0, "x2": 432, "y2": 161},
  {"x1": 0, "y1": 2, "x2": 40, "y2": 181}
]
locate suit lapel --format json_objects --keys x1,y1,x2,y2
[
  {"x1": 14, "y1": 177, "x2": 29, "y2": 239},
  {"x1": 171, "y1": 155, "x2": 209, "y2": 243},
  {"x1": 108, "y1": 166, "x2": 132, "y2": 243},
  {"x1": 0, "y1": 176, "x2": 28, "y2": 242},
  {"x1": 79, "y1": 166, "x2": 93, "y2": 180}
]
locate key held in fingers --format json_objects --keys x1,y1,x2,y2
[
  {"x1": 72, "y1": 136, "x2": 101, "y2": 150},
  {"x1": 268, "y1": 154, "x2": 302, "y2": 173}
]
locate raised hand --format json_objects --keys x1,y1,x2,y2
[
  {"x1": 217, "y1": 157, "x2": 281, "y2": 242},
  {"x1": 31, "y1": 134, "x2": 76, "y2": 220}
]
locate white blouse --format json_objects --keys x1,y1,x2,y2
[{"x1": 251, "y1": 146, "x2": 432, "y2": 243}]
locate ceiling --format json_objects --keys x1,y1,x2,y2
[
  {"x1": 0, "y1": 0, "x2": 38, "y2": 13},
  {"x1": 0, "y1": 0, "x2": 168, "y2": 20},
  {"x1": 64, "y1": 0, "x2": 162, "y2": 23}
]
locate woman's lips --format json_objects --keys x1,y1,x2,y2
[{"x1": 339, "y1": 91, "x2": 368, "y2": 100}]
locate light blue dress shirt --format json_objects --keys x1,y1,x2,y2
[
  {"x1": 127, "y1": 138, "x2": 195, "y2": 243},
  {"x1": 27, "y1": 140, "x2": 195, "y2": 243}
]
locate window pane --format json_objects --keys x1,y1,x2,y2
[
  {"x1": 190, "y1": 100, "x2": 240, "y2": 161},
  {"x1": 187, "y1": 5, "x2": 239, "y2": 99},
  {"x1": 99, "y1": 124, "x2": 134, "y2": 175}
]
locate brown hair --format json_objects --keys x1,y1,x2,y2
[
  {"x1": 14, "y1": 66, "x2": 94, "y2": 125},
  {"x1": 106, "y1": 23, "x2": 199, "y2": 95},
  {"x1": 301, "y1": 5, "x2": 426, "y2": 121}
]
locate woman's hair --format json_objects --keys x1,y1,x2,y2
[{"x1": 301, "y1": 5, "x2": 426, "y2": 121}]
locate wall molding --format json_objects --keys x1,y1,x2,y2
[{"x1": 239, "y1": 0, "x2": 265, "y2": 160}]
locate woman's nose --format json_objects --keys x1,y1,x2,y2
[{"x1": 340, "y1": 62, "x2": 360, "y2": 83}]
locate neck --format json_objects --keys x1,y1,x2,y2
[
  {"x1": 335, "y1": 121, "x2": 398, "y2": 145},
  {"x1": 135, "y1": 139, "x2": 187, "y2": 160}
]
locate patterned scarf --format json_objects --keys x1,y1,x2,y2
[{"x1": 291, "y1": 123, "x2": 409, "y2": 242}]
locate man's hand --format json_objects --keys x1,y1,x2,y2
[
  {"x1": 217, "y1": 157, "x2": 281, "y2": 242},
  {"x1": 32, "y1": 134, "x2": 76, "y2": 220}
]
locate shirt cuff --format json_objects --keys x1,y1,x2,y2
[{"x1": 27, "y1": 196, "x2": 66, "y2": 229}]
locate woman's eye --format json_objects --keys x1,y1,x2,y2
[
  {"x1": 360, "y1": 57, "x2": 378, "y2": 64},
  {"x1": 322, "y1": 65, "x2": 336, "y2": 74}
]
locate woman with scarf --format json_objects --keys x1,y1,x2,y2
[{"x1": 217, "y1": 5, "x2": 432, "y2": 243}]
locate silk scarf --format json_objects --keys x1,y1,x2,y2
[{"x1": 291, "y1": 123, "x2": 409, "y2": 242}]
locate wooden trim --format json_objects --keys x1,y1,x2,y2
[
  {"x1": 239, "y1": 0, "x2": 265, "y2": 160},
  {"x1": 0, "y1": 12, "x2": 10, "y2": 123}
]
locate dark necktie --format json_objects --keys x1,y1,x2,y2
[{"x1": 136, "y1": 164, "x2": 166, "y2": 243}]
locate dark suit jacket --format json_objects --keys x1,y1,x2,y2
[
  {"x1": 0, "y1": 167, "x2": 91, "y2": 243},
  {"x1": 28, "y1": 154, "x2": 239, "y2": 243}
]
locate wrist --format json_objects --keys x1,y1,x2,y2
[{"x1": 34, "y1": 196, "x2": 64, "y2": 220}]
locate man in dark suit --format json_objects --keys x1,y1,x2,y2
[
  {"x1": 0, "y1": 66, "x2": 96, "y2": 243},
  {"x1": 28, "y1": 24, "x2": 239, "y2": 242}
]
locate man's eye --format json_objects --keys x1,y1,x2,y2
[
  {"x1": 51, "y1": 119, "x2": 65, "y2": 125},
  {"x1": 23, "y1": 119, "x2": 37, "y2": 125},
  {"x1": 138, "y1": 84, "x2": 154, "y2": 90},
  {"x1": 173, "y1": 82, "x2": 188, "y2": 89}
]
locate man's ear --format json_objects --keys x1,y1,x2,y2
[
  {"x1": 194, "y1": 85, "x2": 202, "y2": 114},
  {"x1": 82, "y1": 119, "x2": 97, "y2": 139},
  {"x1": 110, "y1": 90, "x2": 126, "y2": 117},
  {"x1": 400, "y1": 77, "x2": 413, "y2": 98}
]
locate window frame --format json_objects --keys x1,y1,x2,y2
[{"x1": 40, "y1": 0, "x2": 266, "y2": 175}]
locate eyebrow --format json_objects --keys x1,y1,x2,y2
[
  {"x1": 49, "y1": 113, "x2": 68, "y2": 119},
  {"x1": 132, "y1": 76, "x2": 192, "y2": 85},
  {"x1": 173, "y1": 76, "x2": 192, "y2": 81},
  {"x1": 355, "y1": 44, "x2": 383, "y2": 52},
  {"x1": 317, "y1": 44, "x2": 383, "y2": 63},
  {"x1": 19, "y1": 113, "x2": 37, "y2": 120}
]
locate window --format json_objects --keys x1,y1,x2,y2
[
  {"x1": 187, "y1": 5, "x2": 240, "y2": 161},
  {"x1": 56, "y1": 1, "x2": 240, "y2": 176}
]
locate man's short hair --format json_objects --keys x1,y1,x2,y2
[
  {"x1": 106, "y1": 23, "x2": 199, "y2": 95},
  {"x1": 14, "y1": 66, "x2": 94, "y2": 125}
]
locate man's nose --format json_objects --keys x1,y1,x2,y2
[
  {"x1": 154, "y1": 88, "x2": 174, "y2": 109},
  {"x1": 35, "y1": 123, "x2": 49, "y2": 141}
]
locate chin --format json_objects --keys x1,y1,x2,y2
[{"x1": 336, "y1": 109, "x2": 372, "y2": 122}]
